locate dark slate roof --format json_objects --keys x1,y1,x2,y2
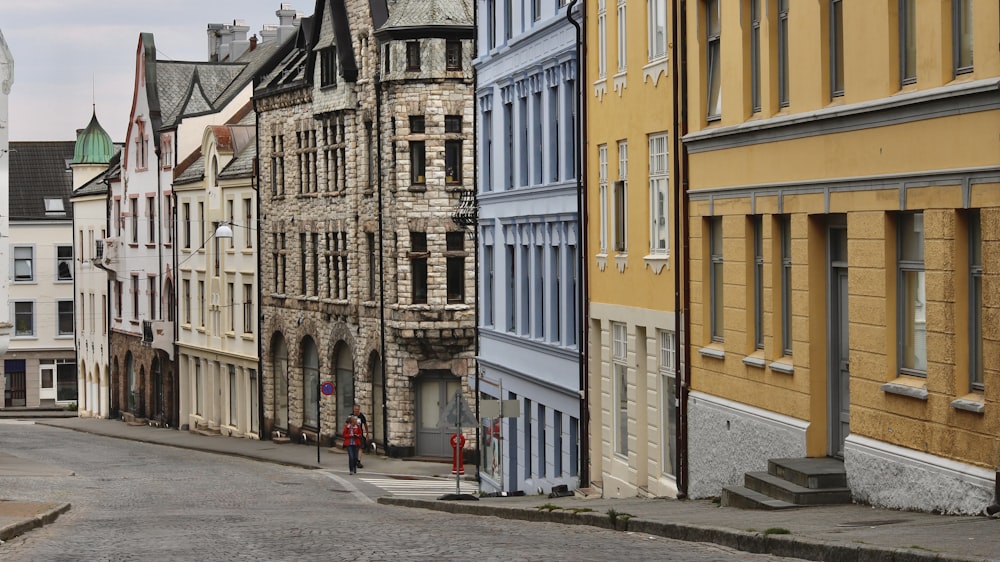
[
  {"x1": 219, "y1": 140, "x2": 257, "y2": 180},
  {"x1": 9, "y1": 142, "x2": 76, "y2": 221},
  {"x1": 381, "y1": 0, "x2": 473, "y2": 30},
  {"x1": 157, "y1": 62, "x2": 244, "y2": 127},
  {"x1": 173, "y1": 153, "x2": 205, "y2": 185}
]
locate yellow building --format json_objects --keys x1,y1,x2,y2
[
  {"x1": 683, "y1": 0, "x2": 999, "y2": 514},
  {"x1": 585, "y1": 0, "x2": 680, "y2": 498}
]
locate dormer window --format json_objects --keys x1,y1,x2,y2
[
  {"x1": 44, "y1": 198, "x2": 66, "y2": 216},
  {"x1": 320, "y1": 46, "x2": 338, "y2": 87},
  {"x1": 406, "y1": 42, "x2": 421, "y2": 71}
]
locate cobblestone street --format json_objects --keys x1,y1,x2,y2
[{"x1": 0, "y1": 423, "x2": 802, "y2": 561}]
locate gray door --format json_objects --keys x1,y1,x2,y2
[
  {"x1": 415, "y1": 373, "x2": 460, "y2": 457},
  {"x1": 828, "y1": 222, "x2": 850, "y2": 458}
]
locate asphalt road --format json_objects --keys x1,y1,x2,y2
[{"x1": 0, "y1": 422, "x2": 804, "y2": 561}]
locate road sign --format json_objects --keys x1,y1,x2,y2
[{"x1": 320, "y1": 381, "x2": 335, "y2": 396}]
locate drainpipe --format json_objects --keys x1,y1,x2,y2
[
  {"x1": 673, "y1": 0, "x2": 691, "y2": 499},
  {"x1": 566, "y1": 0, "x2": 588, "y2": 487},
  {"x1": 375, "y1": 70, "x2": 388, "y2": 454},
  {"x1": 471, "y1": 0, "x2": 481, "y2": 487},
  {"x1": 252, "y1": 148, "x2": 264, "y2": 440}
]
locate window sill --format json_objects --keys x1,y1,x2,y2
[
  {"x1": 614, "y1": 252, "x2": 628, "y2": 273},
  {"x1": 595, "y1": 253, "x2": 608, "y2": 271},
  {"x1": 698, "y1": 344, "x2": 725, "y2": 360},
  {"x1": 224, "y1": 331, "x2": 236, "y2": 338},
  {"x1": 54, "y1": 279, "x2": 73, "y2": 284},
  {"x1": 196, "y1": 327, "x2": 207, "y2": 334},
  {"x1": 613, "y1": 71, "x2": 627, "y2": 96},
  {"x1": 951, "y1": 392, "x2": 984, "y2": 414},
  {"x1": 241, "y1": 333, "x2": 255, "y2": 341},
  {"x1": 643, "y1": 253, "x2": 670, "y2": 274},
  {"x1": 642, "y1": 58, "x2": 668, "y2": 86},
  {"x1": 880, "y1": 377, "x2": 928, "y2": 400},
  {"x1": 408, "y1": 184, "x2": 427, "y2": 193},
  {"x1": 593, "y1": 79, "x2": 607, "y2": 100},
  {"x1": 742, "y1": 352, "x2": 765, "y2": 369},
  {"x1": 768, "y1": 359, "x2": 794, "y2": 375},
  {"x1": 55, "y1": 335, "x2": 74, "y2": 340},
  {"x1": 12, "y1": 335, "x2": 37, "y2": 340}
]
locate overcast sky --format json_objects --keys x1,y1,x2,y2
[{"x1": 2, "y1": 0, "x2": 312, "y2": 142}]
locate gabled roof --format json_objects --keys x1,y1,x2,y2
[
  {"x1": 307, "y1": 0, "x2": 357, "y2": 82},
  {"x1": 8, "y1": 142, "x2": 76, "y2": 221},
  {"x1": 72, "y1": 151, "x2": 121, "y2": 199}
]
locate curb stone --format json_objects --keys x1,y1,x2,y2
[{"x1": 0, "y1": 503, "x2": 71, "y2": 542}]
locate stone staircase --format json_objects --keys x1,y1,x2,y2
[
  {"x1": 189, "y1": 421, "x2": 221, "y2": 437},
  {"x1": 721, "y1": 457, "x2": 852, "y2": 509}
]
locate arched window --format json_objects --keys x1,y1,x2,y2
[
  {"x1": 334, "y1": 342, "x2": 354, "y2": 423},
  {"x1": 302, "y1": 337, "x2": 319, "y2": 428},
  {"x1": 125, "y1": 352, "x2": 136, "y2": 412}
]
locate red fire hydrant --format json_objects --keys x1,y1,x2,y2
[{"x1": 450, "y1": 433, "x2": 466, "y2": 475}]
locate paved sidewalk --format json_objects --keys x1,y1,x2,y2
[{"x1": 1, "y1": 416, "x2": 997, "y2": 561}]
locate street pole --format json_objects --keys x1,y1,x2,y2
[{"x1": 317, "y1": 382, "x2": 321, "y2": 466}]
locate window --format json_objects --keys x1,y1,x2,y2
[
  {"x1": 406, "y1": 41, "x2": 421, "y2": 71},
  {"x1": 227, "y1": 281, "x2": 235, "y2": 332},
  {"x1": 648, "y1": 133, "x2": 668, "y2": 255},
  {"x1": 135, "y1": 119, "x2": 147, "y2": 170},
  {"x1": 44, "y1": 198, "x2": 65, "y2": 216},
  {"x1": 330, "y1": 231, "x2": 348, "y2": 300},
  {"x1": 410, "y1": 232, "x2": 428, "y2": 304},
  {"x1": 149, "y1": 276, "x2": 157, "y2": 321},
  {"x1": 13, "y1": 301, "x2": 33, "y2": 336},
  {"x1": 598, "y1": 144, "x2": 609, "y2": 253},
  {"x1": 706, "y1": 0, "x2": 721, "y2": 119},
  {"x1": 321, "y1": 115, "x2": 346, "y2": 193},
  {"x1": 752, "y1": 216, "x2": 763, "y2": 350},
  {"x1": 533, "y1": 0, "x2": 541, "y2": 21},
  {"x1": 898, "y1": 212, "x2": 926, "y2": 376},
  {"x1": 613, "y1": 322, "x2": 628, "y2": 456},
  {"x1": 482, "y1": 108, "x2": 493, "y2": 192},
  {"x1": 750, "y1": 0, "x2": 761, "y2": 113},
  {"x1": 296, "y1": 129, "x2": 317, "y2": 194},
  {"x1": 524, "y1": 398, "x2": 533, "y2": 477},
  {"x1": 271, "y1": 134, "x2": 285, "y2": 197},
  {"x1": 648, "y1": 0, "x2": 667, "y2": 61},
  {"x1": 780, "y1": 215, "x2": 792, "y2": 355},
  {"x1": 484, "y1": 241, "x2": 494, "y2": 325},
  {"x1": 115, "y1": 280, "x2": 123, "y2": 318},
  {"x1": 709, "y1": 217, "x2": 723, "y2": 341},
  {"x1": 445, "y1": 115, "x2": 462, "y2": 133},
  {"x1": 446, "y1": 231, "x2": 465, "y2": 303},
  {"x1": 165, "y1": 198, "x2": 174, "y2": 245},
  {"x1": 198, "y1": 279, "x2": 206, "y2": 328},
  {"x1": 616, "y1": 0, "x2": 627, "y2": 72},
  {"x1": 598, "y1": 0, "x2": 607, "y2": 79},
  {"x1": 182, "y1": 279, "x2": 191, "y2": 324},
  {"x1": 506, "y1": 242, "x2": 516, "y2": 331},
  {"x1": 778, "y1": 0, "x2": 789, "y2": 107},
  {"x1": 537, "y1": 403, "x2": 546, "y2": 477},
  {"x1": 299, "y1": 233, "x2": 307, "y2": 295},
  {"x1": 953, "y1": 0, "x2": 973, "y2": 74},
  {"x1": 320, "y1": 46, "x2": 338, "y2": 87},
  {"x1": 504, "y1": 0, "x2": 513, "y2": 41},
  {"x1": 130, "y1": 198, "x2": 139, "y2": 244},
  {"x1": 446, "y1": 40, "x2": 461, "y2": 70},
  {"x1": 366, "y1": 232, "x2": 377, "y2": 300},
  {"x1": 57, "y1": 300, "x2": 74, "y2": 336},
  {"x1": 968, "y1": 210, "x2": 982, "y2": 391},
  {"x1": 229, "y1": 365, "x2": 238, "y2": 425},
  {"x1": 243, "y1": 283, "x2": 253, "y2": 334},
  {"x1": 198, "y1": 202, "x2": 205, "y2": 247},
  {"x1": 613, "y1": 141, "x2": 628, "y2": 252},
  {"x1": 56, "y1": 245, "x2": 72, "y2": 281},
  {"x1": 659, "y1": 330, "x2": 676, "y2": 475},
  {"x1": 147, "y1": 195, "x2": 156, "y2": 242},
  {"x1": 487, "y1": 0, "x2": 497, "y2": 50},
  {"x1": 182, "y1": 202, "x2": 191, "y2": 249},
  {"x1": 830, "y1": 0, "x2": 844, "y2": 98},
  {"x1": 194, "y1": 359, "x2": 202, "y2": 415},
  {"x1": 131, "y1": 275, "x2": 140, "y2": 320},
  {"x1": 410, "y1": 141, "x2": 426, "y2": 184},
  {"x1": 445, "y1": 141, "x2": 462, "y2": 183},
  {"x1": 244, "y1": 198, "x2": 253, "y2": 249},
  {"x1": 899, "y1": 0, "x2": 916, "y2": 85}
]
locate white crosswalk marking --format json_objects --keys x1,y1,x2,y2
[{"x1": 358, "y1": 475, "x2": 477, "y2": 497}]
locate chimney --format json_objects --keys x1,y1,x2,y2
[
  {"x1": 259, "y1": 25, "x2": 279, "y2": 44},
  {"x1": 206, "y1": 23, "x2": 226, "y2": 62},
  {"x1": 229, "y1": 20, "x2": 251, "y2": 60},
  {"x1": 276, "y1": 3, "x2": 301, "y2": 44},
  {"x1": 217, "y1": 25, "x2": 235, "y2": 61},
  {"x1": 249, "y1": 35, "x2": 258, "y2": 52}
]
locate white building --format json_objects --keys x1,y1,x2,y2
[
  {"x1": 0, "y1": 30, "x2": 14, "y2": 367},
  {"x1": 5, "y1": 141, "x2": 77, "y2": 408},
  {"x1": 474, "y1": 0, "x2": 582, "y2": 493},
  {"x1": 71, "y1": 110, "x2": 117, "y2": 418},
  {"x1": 173, "y1": 119, "x2": 260, "y2": 438}
]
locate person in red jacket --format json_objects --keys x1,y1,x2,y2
[{"x1": 342, "y1": 415, "x2": 364, "y2": 474}]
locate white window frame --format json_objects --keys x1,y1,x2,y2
[
  {"x1": 648, "y1": 133, "x2": 669, "y2": 256},
  {"x1": 613, "y1": 141, "x2": 628, "y2": 253},
  {"x1": 12, "y1": 245, "x2": 34, "y2": 282},
  {"x1": 659, "y1": 330, "x2": 676, "y2": 476},
  {"x1": 648, "y1": 0, "x2": 667, "y2": 61},
  {"x1": 598, "y1": 144, "x2": 609, "y2": 253},
  {"x1": 13, "y1": 300, "x2": 34, "y2": 337},
  {"x1": 898, "y1": 212, "x2": 926, "y2": 376},
  {"x1": 613, "y1": 322, "x2": 628, "y2": 457},
  {"x1": 598, "y1": 0, "x2": 608, "y2": 79},
  {"x1": 56, "y1": 245, "x2": 73, "y2": 281},
  {"x1": 617, "y1": 0, "x2": 628, "y2": 72},
  {"x1": 56, "y1": 299, "x2": 74, "y2": 336}
]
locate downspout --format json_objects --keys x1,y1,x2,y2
[
  {"x1": 253, "y1": 142, "x2": 264, "y2": 440},
  {"x1": 154, "y1": 142, "x2": 168, "y2": 427},
  {"x1": 566, "y1": 0, "x2": 588, "y2": 487},
  {"x1": 375, "y1": 69, "x2": 388, "y2": 453},
  {"x1": 103, "y1": 176, "x2": 115, "y2": 419},
  {"x1": 673, "y1": 0, "x2": 690, "y2": 499},
  {"x1": 471, "y1": 0, "x2": 481, "y2": 487}
]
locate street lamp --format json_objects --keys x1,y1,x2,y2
[{"x1": 214, "y1": 221, "x2": 234, "y2": 239}]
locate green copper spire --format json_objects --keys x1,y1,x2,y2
[{"x1": 72, "y1": 107, "x2": 114, "y2": 164}]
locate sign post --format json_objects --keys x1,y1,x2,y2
[{"x1": 319, "y1": 382, "x2": 335, "y2": 466}]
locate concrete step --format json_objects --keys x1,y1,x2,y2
[
  {"x1": 720, "y1": 485, "x2": 800, "y2": 510},
  {"x1": 745, "y1": 471, "x2": 852, "y2": 506},
  {"x1": 769, "y1": 457, "x2": 847, "y2": 489}
]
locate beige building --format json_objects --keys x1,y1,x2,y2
[{"x1": 683, "y1": 0, "x2": 1000, "y2": 514}]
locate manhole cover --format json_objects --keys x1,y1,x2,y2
[{"x1": 836, "y1": 519, "x2": 910, "y2": 527}]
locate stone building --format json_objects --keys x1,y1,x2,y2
[{"x1": 256, "y1": 0, "x2": 476, "y2": 457}]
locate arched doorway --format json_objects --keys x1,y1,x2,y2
[
  {"x1": 125, "y1": 352, "x2": 136, "y2": 413},
  {"x1": 415, "y1": 370, "x2": 462, "y2": 457},
  {"x1": 152, "y1": 356, "x2": 163, "y2": 421},
  {"x1": 272, "y1": 335, "x2": 289, "y2": 430},
  {"x1": 301, "y1": 337, "x2": 319, "y2": 429},
  {"x1": 334, "y1": 342, "x2": 354, "y2": 425}
]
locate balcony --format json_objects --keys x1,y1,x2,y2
[
  {"x1": 142, "y1": 320, "x2": 174, "y2": 359},
  {"x1": 94, "y1": 237, "x2": 120, "y2": 274}
]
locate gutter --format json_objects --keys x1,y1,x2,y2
[{"x1": 673, "y1": 0, "x2": 691, "y2": 499}]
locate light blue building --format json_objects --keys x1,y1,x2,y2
[{"x1": 474, "y1": 0, "x2": 581, "y2": 494}]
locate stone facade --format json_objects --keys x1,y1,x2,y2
[
  {"x1": 110, "y1": 331, "x2": 176, "y2": 427},
  {"x1": 257, "y1": 0, "x2": 476, "y2": 457}
]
